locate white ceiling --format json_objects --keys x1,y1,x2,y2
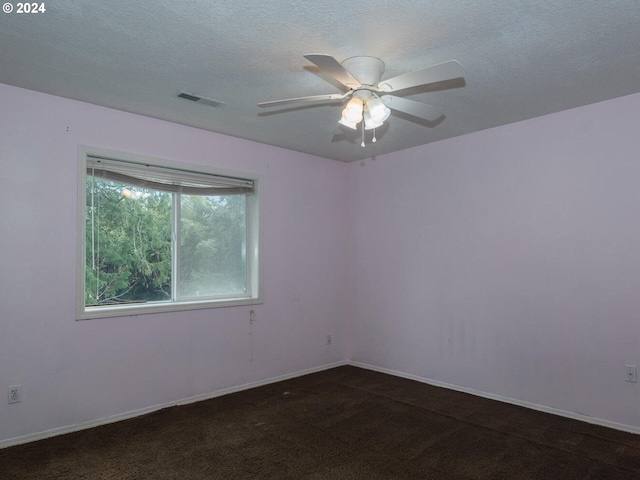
[{"x1": 1, "y1": 1, "x2": 639, "y2": 162}]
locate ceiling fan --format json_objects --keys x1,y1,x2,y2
[{"x1": 258, "y1": 54, "x2": 465, "y2": 146}]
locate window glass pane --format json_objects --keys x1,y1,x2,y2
[
  {"x1": 179, "y1": 195, "x2": 247, "y2": 297},
  {"x1": 85, "y1": 177, "x2": 172, "y2": 306}
]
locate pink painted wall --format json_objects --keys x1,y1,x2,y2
[
  {"x1": 348, "y1": 92, "x2": 640, "y2": 428},
  {"x1": 0, "y1": 84, "x2": 349, "y2": 444}
]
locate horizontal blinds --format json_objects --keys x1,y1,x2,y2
[{"x1": 87, "y1": 156, "x2": 253, "y2": 195}]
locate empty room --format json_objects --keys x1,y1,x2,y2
[{"x1": 2, "y1": 1, "x2": 640, "y2": 478}]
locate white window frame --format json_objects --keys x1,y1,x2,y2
[{"x1": 76, "y1": 146, "x2": 262, "y2": 320}]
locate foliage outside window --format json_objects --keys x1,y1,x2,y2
[{"x1": 77, "y1": 149, "x2": 261, "y2": 319}]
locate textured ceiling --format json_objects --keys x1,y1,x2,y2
[{"x1": 1, "y1": 0, "x2": 639, "y2": 162}]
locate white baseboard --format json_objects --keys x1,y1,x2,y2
[
  {"x1": 5, "y1": 359, "x2": 637, "y2": 449},
  {"x1": 348, "y1": 360, "x2": 640, "y2": 436},
  {"x1": 0, "y1": 360, "x2": 348, "y2": 450}
]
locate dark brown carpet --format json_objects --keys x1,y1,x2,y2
[{"x1": 2, "y1": 366, "x2": 640, "y2": 479}]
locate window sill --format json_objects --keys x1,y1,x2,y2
[{"x1": 77, "y1": 296, "x2": 263, "y2": 320}]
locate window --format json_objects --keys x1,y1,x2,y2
[{"x1": 77, "y1": 147, "x2": 261, "y2": 319}]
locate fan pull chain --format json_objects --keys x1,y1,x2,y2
[
  {"x1": 361, "y1": 121, "x2": 365, "y2": 147},
  {"x1": 372, "y1": 128, "x2": 377, "y2": 143}
]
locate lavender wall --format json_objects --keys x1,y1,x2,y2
[
  {"x1": 3, "y1": 82, "x2": 640, "y2": 446},
  {"x1": 0, "y1": 84, "x2": 349, "y2": 445},
  {"x1": 348, "y1": 92, "x2": 640, "y2": 429}
]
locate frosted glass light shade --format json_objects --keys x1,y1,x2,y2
[
  {"x1": 363, "y1": 109, "x2": 384, "y2": 130},
  {"x1": 339, "y1": 97, "x2": 364, "y2": 129},
  {"x1": 366, "y1": 96, "x2": 391, "y2": 123},
  {"x1": 339, "y1": 117, "x2": 358, "y2": 129}
]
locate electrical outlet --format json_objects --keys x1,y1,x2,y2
[
  {"x1": 8, "y1": 385, "x2": 22, "y2": 404},
  {"x1": 326, "y1": 334, "x2": 332, "y2": 345},
  {"x1": 625, "y1": 365, "x2": 637, "y2": 383}
]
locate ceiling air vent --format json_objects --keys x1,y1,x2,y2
[{"x1": 177, "y1": 92, "x2": 224, "y2": 108}]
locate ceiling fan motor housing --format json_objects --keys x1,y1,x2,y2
[{"x1": 341, "y1": 56, "x2": 385, "y2": 87}]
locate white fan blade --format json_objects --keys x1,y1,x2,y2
[
  {"x1": 304, "y1": 54, "x2": 362, "y2": 89},
  {"x1": 258, "y1": 92, "x2": 350, "y2": 108},
  {"x1": 378, "y1": 60, "x2": 465, "y2": 93},
  {"x1": 381, "y1": 95, "x2": 444, "y2": 121}
]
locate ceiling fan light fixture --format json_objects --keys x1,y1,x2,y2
[
  {"x1": 339, "y1": 97, "x2": 364, "y2": 129},
  {"x1": 366, "y1": 96, "x2": 391, "y2": 123},
  {"x1": 363, "y1": 109, "x2": 384, "y2": 130},
  {"x1": 338, "y1": 117, "x2": 359, "y2": 130}
]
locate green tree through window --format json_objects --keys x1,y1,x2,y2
[{"x1": 85, "y1": 179, "x2": 172, "y2": 305}]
